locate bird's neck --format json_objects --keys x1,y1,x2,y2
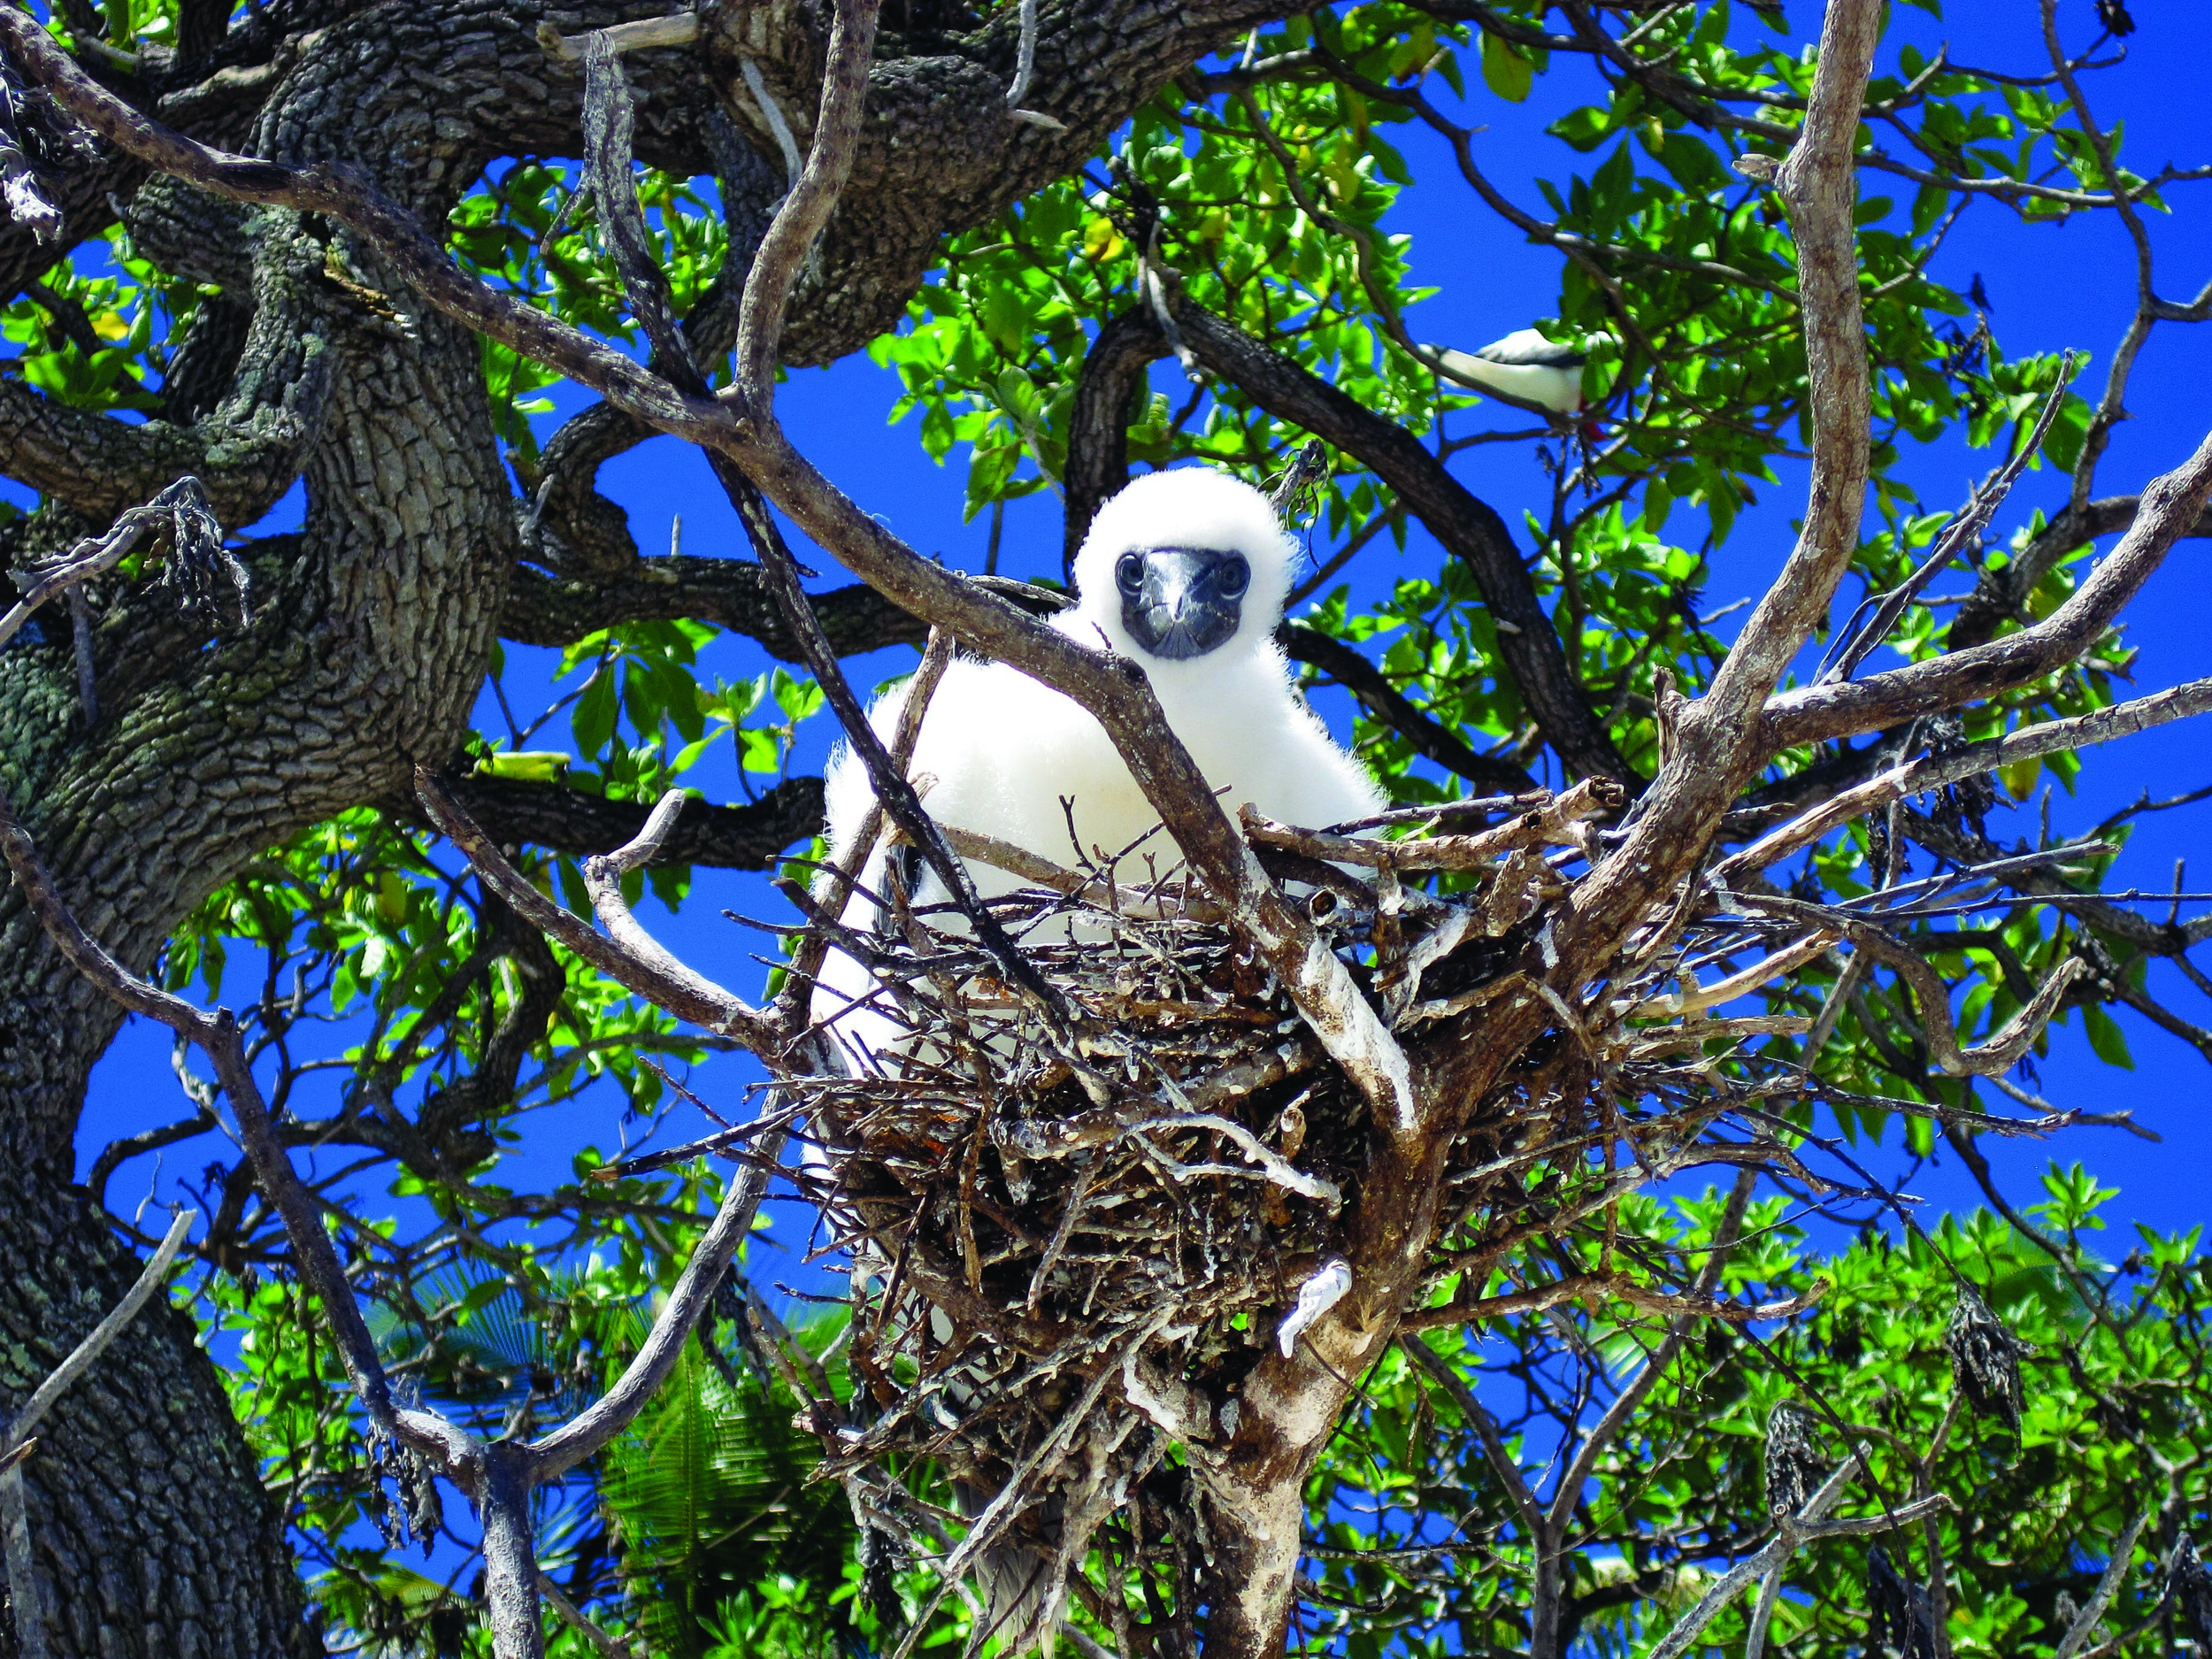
[{"x1": 1135, "y1": 646, "x2": 1288, "y2": 752}]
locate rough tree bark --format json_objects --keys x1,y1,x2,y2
[
  {"x1": 0, "y1": 0, "x2": 1295, "y2": 1647},
  {"x1": 10, "y1": 0, "x2": 2183, "y2": 1651}
]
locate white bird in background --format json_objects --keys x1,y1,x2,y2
[
  {"x1": 1428, "y1": 327, "x2": 1615, "y2": 419},
  {"x1": 810, "y1": 466, "x2": 1386, "y2": 1068}
]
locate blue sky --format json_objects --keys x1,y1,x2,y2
[{"x1": 65, "y1": 0, "x2": 2212, "y2": 1295}]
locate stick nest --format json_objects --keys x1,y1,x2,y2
[
  {"x1": 782, "y1": 831, "x2": 1581, "y2": 1645},
  {"x1": 765, "y1": 778, "x2": 2068, "y2": 1647}
]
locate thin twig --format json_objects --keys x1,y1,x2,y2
[
  {"x1": 416, "y1": 769, "x2": 780, "y2": 1051},
  {"x1": 537, "y1": 1574, "x2": 636, "y2": 1658},
  {"x1": 2053, "y1": 1505, "x2": 2154, "y2": 1659}
]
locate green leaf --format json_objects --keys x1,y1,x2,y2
[
  {"x1": 771, "y1": 668, "x2": 824, "y2": 724},
  {"x1": 1481, "y1": 31, "x2": 1532, "y2": 104},
  {"x1": 2040, "y1": 393, "x2": 2093, "y2": 473},
  {"x1": 2082, "y1": 1002, "x2": 2134, "y2": 1070},
  {"x1": 572, "y1": 669, "x2": 619, "y2": 758},
  {"x1": 476, "y1": 750, "x2": 570, "y2": 783},
  {"x1": 1548, "y1": 105, "x2": 1610, "y2": 151}
]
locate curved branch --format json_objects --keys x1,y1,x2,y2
[
  {"x1": 1063, "y1": 304, "x2": 1169, "y2": 580},
  {"x1": 1766, "y1": 426, "x2": 2212, "y2": 749},
  {"x1": 426, "y1": 772, "x2": 825, "y2": 871},
  {"x1": 498, "y1": 557, "x2": 1064, "y2": 657},
  {"x1": 518, "y1": 401, "x2": 653, "y2": 575},
  {"x1": 526, "y1": 1120, "x2": 785, "y2": 1477},
  {"x1": 707, "y1": 0, "x2": 1306, "y2": 365},
  {"x1": 731, "y1": 0, "x2": 884, "y2": 403},
  {"x1": 1945, "y1": 492, "x2": 2212, "y2": 650},
  {"x1": 520, "y1": 109, "x2": 780, "y2": 575},
  {"x1": 0, "y1": 354, "x2": 326, "y2": 526},
  {"x1": 0, "y1": 165, "x2": 331, "y2": 527},
  {"x1": 1280, "y1": 620, "x2": 1540, "y2": 792},
  {"x1": 501, "y1": 557, "x2": 920, "y2": 657},
  {"x1": 414, "y1": 769, "x2": 782, "y2": 1051},
  {"x1": 1748, "y1": 892, "x2": 2089, "y2": 1079}
]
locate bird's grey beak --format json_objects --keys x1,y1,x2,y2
[{"x1": 1117, "y1": 545, "x2": 1250, "y2": 661}]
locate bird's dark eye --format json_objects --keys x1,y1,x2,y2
[
  {"x1": 1217, "y1": 555, "x2": 1250, "y2": 598},
  {"x1": 1115, "y1": 552, "x2": 1146, "y2": 595}
]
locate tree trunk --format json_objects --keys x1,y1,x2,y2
[
  {"x1": 0, "y1": 1167, "x2": 314, "y2": 1658},
  {"x1": 1200, "y1": 1476, "x2": 1307, "y2": 1656},
  {"x1": 0, "y1": 0, "x2": 1297, "y2": 1645},
  {"x1": 0, "y1": 5, "x2": 560, "y2": 1647}
]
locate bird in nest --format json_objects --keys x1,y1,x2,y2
[
  {"x1": 1426, "y1": 326, "x2": 1616, "y2": 427},
  {"x1": 810, "y1": 466, "x2": 1385, "y2": 1070}
]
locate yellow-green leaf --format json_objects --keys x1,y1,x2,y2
[
  {"x1": 374, "y1": 872, "x2": 409, "y2": 927},
  {"x1": 1080, "y1": 216, "x2": 1125, "y2": 263},
  {"x1": 477, "y1": 750, "x2": 571, "y2": 783},
  {"x1": 1482, "y1": 32, "x2": 1532, "y2": 104}
]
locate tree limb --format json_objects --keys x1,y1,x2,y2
[
  {"x1": 0, "y1": 354, "x2": 326, "y2": 526},
  {"x1": 1726, "y1": 672, "x2": 2212, "y2": 884},
  {"x1": 1766, "y1": 428, "x2": 2212, "y2": 749},
  {"x1": 499, "y1": 556, "x2": 1071, "y2": 657},
  {"x1": 1280, "y1": 619, "x2": 1541, "y2": 792},
  {"x1": 1746, "y1": 891, "x2": 2088, "y2": 1078},
  {"x1": 499, "y1": 558, "x2": 918, "y2": 657},
  {"x1": 1944, "y1": 495, "x2": 2212, "y2": 650},
  {"x1": 1560, "y1": 0, "x2": 1882, "y2": 974},
  {"x1": 0, "y1": 787, "x2": 466, "y2": 1471},
  {"x1": 414, "y1": 769, "x2": 782, "y2": 1052},
  {"x1": 426, "y1": 772, "x2": 825, "y2": 871},
  {"x1": 1063, "y1": 304, "x2": 1171, "y2": 579}
]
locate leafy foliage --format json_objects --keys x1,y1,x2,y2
[
  {"x1": 596, "y1": 1320, "x2": 856, "y2": 1656},
  {"x1": 14, "y1": 0, "x2": 2209, "y2": 1648},
  {"x1": 1306, "y1": 1178, "x2": 2212, "y2": 1659}
]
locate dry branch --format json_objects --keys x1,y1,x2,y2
[
  {"x1": 1765, "y1": 426, "x2": 2212, "y2": 749},
  {"x1": 1726, "y1": 673, "x2": 2212, "y2": 882},
  {"x1": 1240, "y1": 777, "x2": 1623, "y2": 872},
  {"x1": 417, "y1": 769, "x2": 780, "y2": 1052}
]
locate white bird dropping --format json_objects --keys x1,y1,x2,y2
[{"x1": 1277, "y1": 1257, "x2": 1353, "y2": 1357}]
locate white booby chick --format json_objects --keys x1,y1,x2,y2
[
  {"x1": 808, "y1": 467, "x2": 1386, "y2": 1067},
  {"x1": 1428, "y1": 328, "x2": 1613, "y2": 418}
]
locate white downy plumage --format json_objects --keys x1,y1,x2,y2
[
  {"x1": 809, "y1": 466, "x2": 1385, "y2": 1070},
  {"x1": 1428, "y1": 326, "x2": 1612, "y2": 417}
]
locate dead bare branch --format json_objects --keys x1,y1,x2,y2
[{"x1": 416, "y1": 769, "x2": 780, "y2": 1052}]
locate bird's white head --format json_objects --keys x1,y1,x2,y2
[{"x1": 1070, "y1": 468, "x2": 1294, "y2": 671}]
